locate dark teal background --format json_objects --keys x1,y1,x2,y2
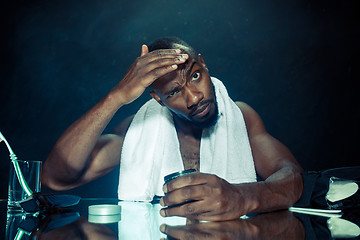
[{"x1": 0, "y1": 0, "x2": 359, "y2": 198}]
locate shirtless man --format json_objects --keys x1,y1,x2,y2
[{"x1": 42, "y1": 37, "x2": 303, "y2": 221}]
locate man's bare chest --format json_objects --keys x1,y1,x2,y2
[{"x1": 177, "y1": 134, "x2": 200, "y2": 171}]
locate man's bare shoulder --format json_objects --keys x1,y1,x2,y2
[
  {"x1": 234, "y1": 101, "x2": 258, "y2": 120},
  {"x1": 234, "y1": 101, "x2": 266, "y2": 134},
  {"x1": 111, "y1": 115, "x2": 135, "y2": 137},
  {"x1": 235, "y1": 101, "x2": 252, "y2": 113}
]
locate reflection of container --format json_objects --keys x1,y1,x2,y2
[
  {"x1": 88, "y1": 214, "x2": 122, "y2": 224},
  {"x1": 164, "y1": 169, "x2": 197, "y2": 184}
]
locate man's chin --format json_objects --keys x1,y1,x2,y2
[
  {"x1": 190, "y1": 105, "x2": 219, "y2": 129},
  {"x1": 174, "y1": 110, "x2": 219, "y2": 129},
  {"x1": 192, "y1": 113, "x2": 219, "y2": 129}
]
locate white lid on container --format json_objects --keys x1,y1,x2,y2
[{"x1": 88, "y1": 204, "x2": 121, "y2": 215}]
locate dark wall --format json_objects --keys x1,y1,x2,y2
[{"x1": 0, "y1": 0, "x2": 359, "y2": 198}]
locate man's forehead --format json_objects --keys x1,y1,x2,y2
[{"x1": 151, "y1": 57, "x2": 197, "y2": 94}]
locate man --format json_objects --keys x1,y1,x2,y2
[{"x1": 42, "y1": 37, "x2": 304, "y2": 221}]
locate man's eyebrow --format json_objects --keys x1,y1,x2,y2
[{"x1": 184, "y1": 61, "x2": 196, "y2": 78}]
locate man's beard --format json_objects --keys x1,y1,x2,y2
[
  {"x1": 191, "y1": 99, "x2": 219, "y2": 129},
  {"x1": 172, "y1": 95, "x2": 219, "y2": 129}
]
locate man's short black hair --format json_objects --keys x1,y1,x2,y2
[{"x1": 147, "y1": 37, "x2": 197, "y2": 58}]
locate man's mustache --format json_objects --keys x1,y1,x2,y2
[{"x1": 190, "y1": 99, "x2": 215, "y2": 116}]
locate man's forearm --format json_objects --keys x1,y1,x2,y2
[
  {"x1": 42, "y1": 89, "x2": 125, "y2": 189},
  {"x1": 234, "y1": 163, "x2": 303, "y2": 214},
  {"x1": 42, "y1": 47, "x2": 187, "y2": 190}
]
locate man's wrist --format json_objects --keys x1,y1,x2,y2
[
  {"x1": 234, "y1": 183, "x2": 261, "y2": 215},
  {"x1": 105, "y1": 88, "x2": 128, "y2": 108}
]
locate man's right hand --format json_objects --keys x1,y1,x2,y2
[{"x1": 113, "y1": 45, "x2": 188, "y2": 105}]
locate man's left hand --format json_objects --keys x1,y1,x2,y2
[{"x1": 159, "y1": 172, "x2": 249, "y2": 221}]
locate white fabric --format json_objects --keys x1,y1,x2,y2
[
  {"x1": 328, "y1": 217, "x2": 360, "y2": 238},
  {"x1": 118, "y1": 202, "x2": 185, "y2": 239},
  {"x1": 118, "y1": 77, "x2": 257, "y2": 201},
  {"x1": 326, "y1": 179, "x2": 359, "y2": 202},
  {"x1": 117, "y1": 201, "x2": 249, "y2": 239}
]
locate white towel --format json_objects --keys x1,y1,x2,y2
[
  {"x1": 118, "y1": 202, "x2": 186, "y2": 239},
  {"x1": 118, "y1": 77, "x2": 257, "y2": 201}
]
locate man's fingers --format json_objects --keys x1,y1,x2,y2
[
  {"x1": 146, "y1": 56, "x2": 187, "y2": 72},
  {"x1": 140, "y1": 44, "x2": 148, "y2": 56},
  {"x1": 134, "y1": 53, "x2": 188, "y2": 87},
  {"x1": 164, "y1": 173, "x2": 215, "y2": 193},
  {"x1": 160, "y1": 196, "x2": 227, "y2": 221},
  {"x1": 160, "y1": 224, "x2": 216, "y2": 240},
  {"x1": 148, "y1": 48, "x2": 182, "y2": 55},
  {"x1": 138, "y1": 51, "x2": 188, "y2": 82},
  {"x1": 160, "y1": 200, "x2": 211, "y2": 219},
  {"x1": 144, "y1": 49, "x2": 187, "y2": 63},
  {"x1": 144, "y1": 64, "x2": 177, "y2": 83},
  {"x1": 161, "y1": 185, "x2": 208, "y2": 207},
  {"x1": 160, "y1": 224, "x2": 189, "y2": 240},
  {"x1": 146, "y1": 53, "x2": 188, "y2": 66},
  {"x1": 138, "y1": 48, "x2": 185, "y2": 63}
]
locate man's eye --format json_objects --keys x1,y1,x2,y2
[
  {"x1": 191, "y1": 71, "x2": 200, "y2": 81},
  {"x1": 168, "y1": 90, "x2": 180, "y2": 97}
]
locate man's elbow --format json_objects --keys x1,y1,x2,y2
[
  {"x1": 41, "y1": 172, "x2": 66, "y2": 191},
  {"x1": 279, "y1": 162, "x2": 304, "y2": 205},
  {"x1": 291, "y1": 168, "x2": 304, "y2": 204},
  {"x1": 41, "y1": 166, "x2": 80, "y2": 191}
]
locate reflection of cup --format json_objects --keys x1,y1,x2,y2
[
  {"x1": 5, "y1": 211, "x2": 27, "y2": 240},
  {"x1": 7, "y1": 160, "x2": 42, "y2": 212}
]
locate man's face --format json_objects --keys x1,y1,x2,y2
[{"x1": 150, "y1": 48, "x2": 219, "y2": 129}]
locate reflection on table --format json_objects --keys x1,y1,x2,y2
[{"x1": 2, "y1": 198, "x2": 360, "y2": 240}]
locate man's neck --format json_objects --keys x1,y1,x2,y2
[{"x1": 173, "y1": 115, "x2": 202, "y2": 139}]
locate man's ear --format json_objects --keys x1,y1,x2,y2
[
  {"x1": 149, "y1": 91, "x2": 165, "y2": 106},
  {"x1": 198, "y1": 54, "x2": 208, "y2": 70}
]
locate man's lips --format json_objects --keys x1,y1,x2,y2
[{"x1": 191, "y1": 102, "x2": 211, "y2": 117}]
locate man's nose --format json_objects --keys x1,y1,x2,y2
[{"x1": 185, "y1": 87, "x2": 203, "y2": 109}]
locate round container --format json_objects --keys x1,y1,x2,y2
[{"x1": 164, "y1": 169, "x2": 197, "y2": 184}]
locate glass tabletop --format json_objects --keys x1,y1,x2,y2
[{"x1": 1, "y1": 198, "x2": 359, "y2": 239}]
